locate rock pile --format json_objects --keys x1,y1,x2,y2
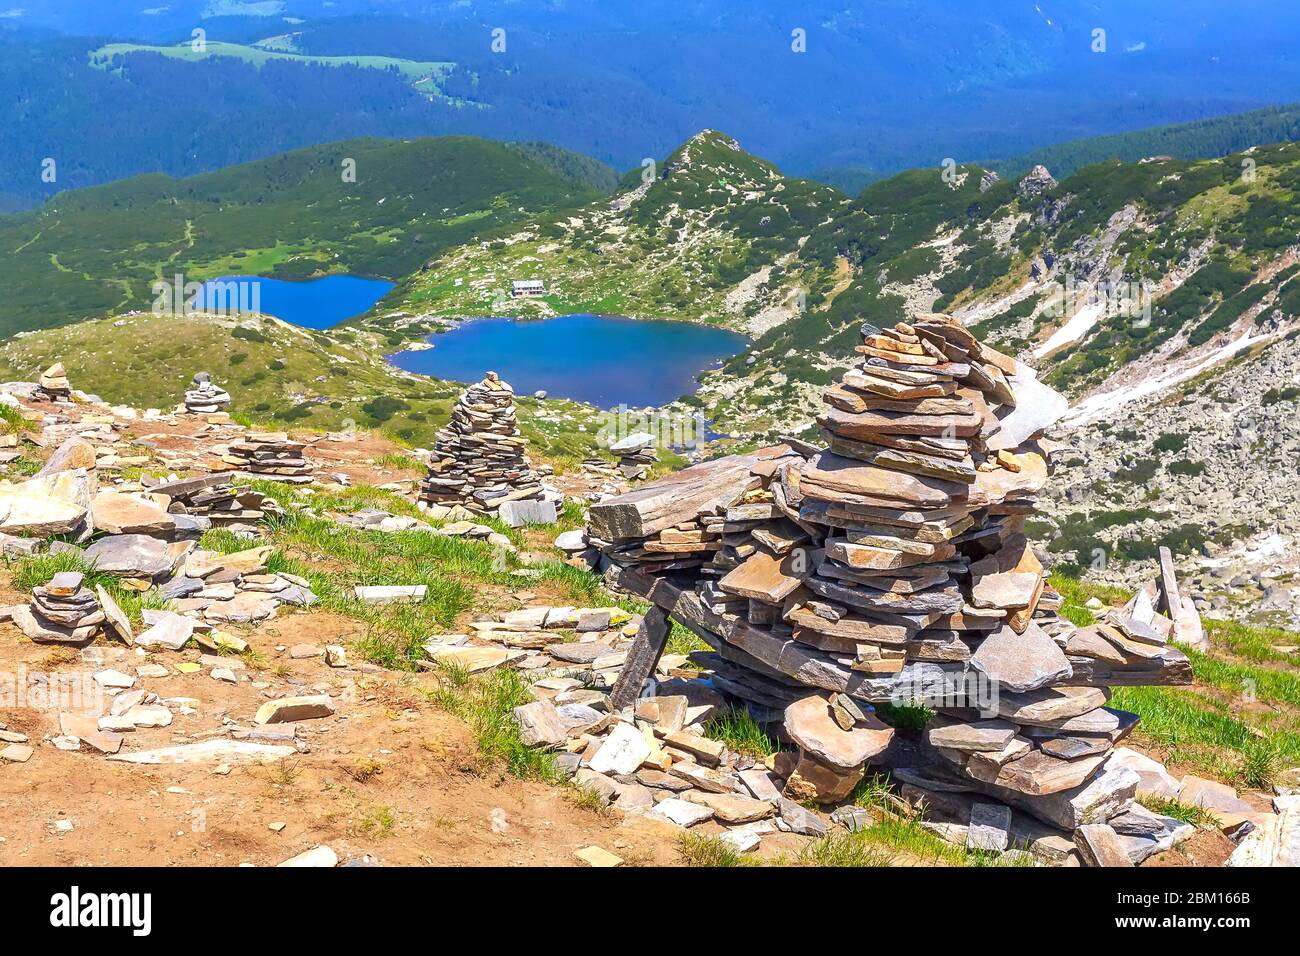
[
  {"x1": 183, "y1": 372, "x2": 231, "y2": 415},
  {"x1": 418, "y1": 372, "x2": 546, "y2": 514},
  {"x1": 609, "y1": 432, "x2": 659, "y2": 481},
  {"x1": 222, "y1": 432, "x2": 312, "y2": 483},
  {"x1": 36, "y1": 362, "x2": 72, "y2": 401},
  {"x1": 575, "y1": 315, "x2": 1195, "y2": 863},
  {"x1": 144, "y1": 473, "x2": 284, "y2": 530},
  {"x1": 10, "y1": 572, "x2": 105, "y2": 644}
]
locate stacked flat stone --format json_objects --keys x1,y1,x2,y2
[
  {"x1": 419, "y1": 372, "x2": 544, "y2": 513},
  {"x1": 587, "y1": 316, "x2": 1193, "y2": 856},
  {"x1": 35, "y1": 362, "x2": 72, "y2": 401},
  {"x1": 222, "y1": 432, "x2": 312, "y2": 483},
  {"x1": 184, "y1": 372, "x2": 231, "y2": 414},
  {"x1": 609, "y1": 432, "x2": 659, "y2": 481},
  {"x1": 10, "y1": 572, "x2": 104, "y2": 644},
  {"x1": 145, "y1": 473, "x2": 284, "y2": 529}
]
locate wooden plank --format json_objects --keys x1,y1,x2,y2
[
  {"x1": 609, "y1": 605, "x2": 671, "y2": 710},
  {"x1": 1158, "y1": 546, "x2": 1182, "y2": 618}
]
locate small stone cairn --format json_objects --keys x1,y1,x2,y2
[
  {"x1": 10, "y1": 572, "x2": 104, "y2": 644},
  {"x1": 419, "y1": 372, "x2": 545, "y2": 513},
  {"x1": 35, "y1": 362, "x2": 72, "y2": 401},
  {"x1": 184, "y1": 372, "x2": 231, "y2": 415},
  {"x1": 222, "y1": 432, "x2": 312, "y2": 483},
  {"x1": 609, "y1": 431, "x2": 659, "y2": 481}
]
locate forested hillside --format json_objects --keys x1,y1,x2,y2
[{"x1": 0, "y1": 137, "x2": 613, "y2": 337}]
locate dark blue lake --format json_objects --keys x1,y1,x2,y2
[
  {"x1": 199, "y1": 274, "x2": 395, "y2": 329},
  {"x1": 389, "y1": 314, "x2": 748, "y2": 407}
]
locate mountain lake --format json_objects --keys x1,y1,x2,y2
[
  {"x1": 389, "y1": 314, "x2": 749, "y2": 407},
  {"x1": 198, "y1": 274, "x2": 395, "y2": 329}
]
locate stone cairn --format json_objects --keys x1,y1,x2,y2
[
  {"x1": 183, "y1": 372, "x2": 231, "y2": 415},
  {"x1": 584, "y1": 315, "x2": 1194, "y2": 860},
  {"x1": 419, "y1": 372, "x2": 544, "y2": 513},
  {"x1": 222, "y1": 432, "x2": 312, "y2": 483},
  {"x1": 35, "y1": 362, "x2": 72, "y2": 401},
  {"x1": 143, "y1": 473, "x2": 284, "y2": 530},
  {"x1": 609, "y1": 432, "x2": 659, "y2": 481},
  {"x1": 10, "y1": 572, "x2": 105, "y2": 644}
]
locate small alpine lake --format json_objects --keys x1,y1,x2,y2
[
  {"x1": 199, "y1": 274, "x2": 395, "y2": 329},
  {"x1": 389, "y1": 314, "x2": 748, "y2": 407}
]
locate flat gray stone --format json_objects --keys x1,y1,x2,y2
[
  {"x1": 134, "y1": 611, "x2": 194, "y2": 651},
  {"x1": 498, "y1": 499, "x2": 557, "y2": 528},
  {"x1": 970, "y1": 622, "x2": 1072, "y2": 693},
  {"x1": 84, "y1": 534, "x2": 177, "y2": 578},
  {"x1": 967, "y1": 802, "x2": 1012, "y2": 852},
  {"x1": 927, "y1": 718, "x2": 1020, "y2": 752}
]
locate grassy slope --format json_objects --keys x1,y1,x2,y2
[
  {"x1": 1053, "y1": 574, "x2": 1300, "y2": 790},
  {"x1": 0, "y1": 136, "x2": 614, "y2": 338},
  {"x1": 0, "y1": 312, "x2": 605, "y2": 460},
  {"x1": 88, "y1": 41, "x2": 457, "y2": 95},
  {"x1": 379, "y1": 130, "x2": 849, "y2": 328}
]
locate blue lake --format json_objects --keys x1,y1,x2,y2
[
  {"x1": 199, "y1": 274, "x2": 395, "y2": 329},
  {"x1": 389, "y1": 314, "x2": 749, "y2": 407}
]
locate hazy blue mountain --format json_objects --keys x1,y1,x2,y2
[{"x1": 4, "y1": 1, "x2": 1300, "y2": 208}]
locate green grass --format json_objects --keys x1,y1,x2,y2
[
  {"x1": 0, "y1": 403, "x2": 29, "y2": 434},
  {"x1": 677, "y1": 834, "x2": 751, "y2": 867},
  {"x1": 1138, "y1": 795, "x2": 1221, "y2": 827},
  {"x1": 1206, "y1": 618, "x2": 1300, "y2": 665},
  {"x1": 703, "y1": 707, "x2": 779, "y2": 758},
  {"x1": 358, "y1": 805, "x2": 397, "y2": 838},
  {"x1": 89, "y1": 42, "x2": 455, "y2": 98},
  {"x1": 874, "y1": 700, "x2": 935, "y2": 731},
  {"x1": 422, "y1": 662, "x2": 565, "y2": 782},
  {"x1": 374, "y1": 453, "x2": 421, "y2": 471},
  {"x1": 1111, "y1": 685, "x2": 1292, "y2": 789}
]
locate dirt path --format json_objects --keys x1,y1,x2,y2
[{"x1": 0, "y1": 602, "x2": 687, "y2": 867}]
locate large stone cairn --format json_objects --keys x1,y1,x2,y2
[
  {"x1": 586, "y1": 315, "x2": 1193, "y2": 855},
  {"x1": 184, "y1": 372, "x2": 231, "y2": 415},
  {"x1": 222, "y1": 432, "x2": 312, "y2": 483},
  {"x1": 35, "y1": 362, "x2": 72, "y2": 401},
  {"x1": 419, "y1": 372, "x2": 544, "y2": 513}
]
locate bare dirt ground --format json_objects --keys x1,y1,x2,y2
[{"x1": 0, "y1": 599, "x2": 702, "y2": 867}]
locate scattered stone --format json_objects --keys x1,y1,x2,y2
[
  {"x1": 277, "y1": 845, "x2": 338, "y2": 868},
  {"x1": 648, "y1": 798, "x2": 714, "y2": 828},
  {"x1": 574, "y1": 845, "x2": 622, "y2": 867},
  {"x1": 1074, "y1": 824, "x2": 1136, "y2": 867},
  {"x1": 254, "y1": 695, "x2": 335, "y2": 725}
]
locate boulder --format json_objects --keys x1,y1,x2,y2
[
  {"x1": 92, "y1": 490, "x2": 177, "y2": 535},
  {"x1": 134, "y1": 611, "x2": 194, "y2": 651},
  {"x1": 0, "y1": 469, "x2": 92, "y2": 537},
  {"x1": 513, "y1": 699, "x2": 566, "y2": 748},
  {"x1": 588, "y1": 722, "x2": 651, "y2": 776},
  {"x1": 35, "y1": 437, "x2": 97, "y2": 478},
  {"x1": 970, "y1": 622, "x2": 1072, "y2": 693}
]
